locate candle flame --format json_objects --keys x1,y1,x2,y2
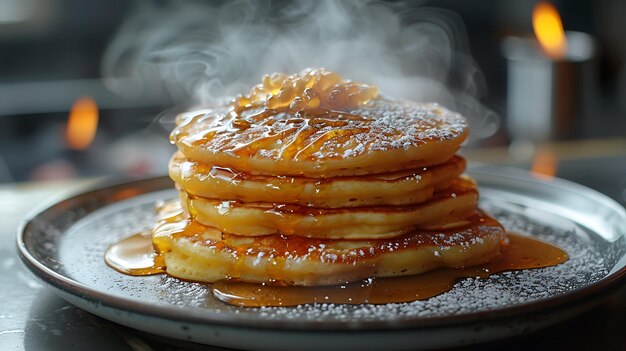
[
  {"x1": 66, "y1": 97, "x2": 99, "y2": 150},
  {"x1": 531, "y1": 148, "x2": 558, "y2": 179},
  {"x1": 532, "y1": 2, "x2": 567, "y2": 59}
]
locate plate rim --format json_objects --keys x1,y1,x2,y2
[{"x1": 16, "y1": 169, "x2": 626, "y2": 331}]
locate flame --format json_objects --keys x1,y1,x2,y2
[
  {"x1": 531, "y1": 147, "x2": 558, "y2": 179},
  {"x1": 532, "y1": 2, "x2": 567, "y2": 59},
  {"x1": 66, "y1": 97, "x2": 99, "y2": 150}
]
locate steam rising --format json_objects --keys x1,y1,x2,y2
[{"x1": 103, "y1": 0, "x2": 498, "y2": 140}]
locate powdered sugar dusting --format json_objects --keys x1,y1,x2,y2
[
  {"x1": 310, "y1": 100, "x2": 468, "y2": 160},
  {"x1": 348, "y1": 100, "x2": 467, "y2": 154}
]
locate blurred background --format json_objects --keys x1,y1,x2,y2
[{"x1": 0, "y1": 0, "x2": 625, "y2": 204}]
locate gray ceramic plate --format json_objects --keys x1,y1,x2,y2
[{"x1": 17, "y1": 166, "x2": 626, "y2": 351}]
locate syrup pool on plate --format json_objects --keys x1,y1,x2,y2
[{"x1": 105, "y1": 220, "x2": 568, "y2": 307}]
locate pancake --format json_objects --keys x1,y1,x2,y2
[
  {"x1": 181, "y1": 177, "x2": 478, "y2": 239},
  {"x1": 171, "y1": 69, "x2": 468, "y2": 178},
  {"x1": 170, "y1": 152, "x2": 465, "y2": 208},
  {"x1": 153, "y1": 201, "x2": 506, "y2": 286}
]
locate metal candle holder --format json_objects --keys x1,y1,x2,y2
[{"x1": 502, "y1": 31, "x2": 597, "y2": 142}]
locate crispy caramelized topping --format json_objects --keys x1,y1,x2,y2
[{"x1": 234, "y1": 68, "x2": 379, "y2": 112}]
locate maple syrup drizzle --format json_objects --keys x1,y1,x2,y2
[
  {"x1": 105, "y1": 231, "x2": 568, "y2": 306},
  {"x1": 104, "y1": 231, "x2": 165, "y2": 275},
  {"x1": 171, "y1": 69, "x2": 379, "y2": 163}
]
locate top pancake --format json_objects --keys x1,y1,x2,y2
[
  {"x1": 171, "y1": 68, "x2": 467, "y2": 177},
  {"x1": 172, "y1": 99, "x2": 467, "y2": 177}
]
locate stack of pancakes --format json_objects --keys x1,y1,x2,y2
[{"x1": 156, "y1": 69, "x2": 506, "y2": 286}]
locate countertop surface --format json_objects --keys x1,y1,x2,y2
[{"x1": 1, "y1": 145, "x2": 625, "y2": 351}]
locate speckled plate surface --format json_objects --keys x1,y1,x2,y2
[{"x1": 17, "y1": 167, "x2": 626, "y2": 351}]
